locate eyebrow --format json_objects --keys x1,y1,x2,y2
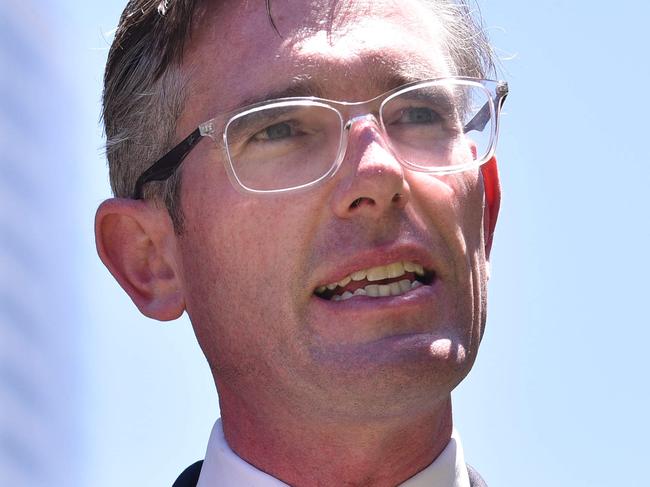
[
  {"x1": 235, "y1": 80, "x2": 327, "y2": 108},
  {"x1": 231, "y1": 56, "x2": 444, "y2": 111}
]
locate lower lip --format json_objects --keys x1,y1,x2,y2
[
  {"x1": 311, "y1": 279, "x2": 440, "y2": 314},
  {"x1": 306, "y1": 279, "x2": 446, "y2": 346}
]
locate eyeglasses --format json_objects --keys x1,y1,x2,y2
[{"x1": 132, "y1": 77, "x2": 508, "y2": 198}]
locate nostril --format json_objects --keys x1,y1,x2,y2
[
  {"x1": 350, "y1": 197, "x2": 375, "y2": 209},
  {"x1": 391, "y1": 193, "x2": 402, "y2": 203}
]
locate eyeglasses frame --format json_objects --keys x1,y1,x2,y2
[{"x1": 131, "y1": 77, "x2": 508, "y2": 199}]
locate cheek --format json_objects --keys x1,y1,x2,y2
[
  {"x1": 448, "y1": 173, "x2": 490, "y2": 343},
  {"x1": 409, "y1": 171, "x2": 487, "y2": 322},
  {"x1": 454, "y1": 173, "x2": 487, "y2": 253},
  {"x1": 180, "y1": 158, "x2": 301, "y2": 289},
  {"x1": 177, "y1": 224, "x2": 290, "y2": 383},
  {"x1": 176, "y1": 183, "x2": 322, "y2": 372},
  {"x1": 409, "y1": 171, "x2": 485, "y2": 256}
]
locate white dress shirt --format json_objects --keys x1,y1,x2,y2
[{"x1": 196, "y1": 419, "x2": 470, "y2": 487}]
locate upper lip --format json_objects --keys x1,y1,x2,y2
[{"x1": 310, "y1": 241, "x2": 441, "y2": 293}]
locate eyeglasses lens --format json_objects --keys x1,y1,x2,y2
[
  {"x1": 226, "y1": 103, "x2": 343, "y2": 191},
  {"x1": 381, "y1": 81, "x2": 493, "y2": 171},
  {"x1": 224, "y1": 81, "x2": 494, "y2": 192}
]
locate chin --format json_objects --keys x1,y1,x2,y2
[{"x1": 296, "y1": 332, "x2": 475, "y2": 420}]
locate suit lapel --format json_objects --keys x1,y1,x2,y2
[
  {"x1": 466, "y1": 463, "x2": 488, "y2": 487},
  {"x1": 172, "y1": 460, "x2": 203, "y2": 487}
]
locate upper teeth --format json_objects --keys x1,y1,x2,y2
[{"x1": 316, "y1": 261, "x2": 425, "y2": 294}]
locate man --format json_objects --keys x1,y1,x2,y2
[{"x1": 95, "y1": 0, "x2": 507, "y2": 485}]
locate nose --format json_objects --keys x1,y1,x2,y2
[{"x1": 330, "y1": 115, "x2": 410, "y2": 219}]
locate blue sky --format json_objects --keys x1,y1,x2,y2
[{"x1": 35, "y1": 1, "x2": 650, "y2": 485}]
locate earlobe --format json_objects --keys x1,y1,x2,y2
[
  {"x1": 95, "y1": 198, "x2": 185, "y2": 321},
  {"x1": 480, "y1": 157, "x2": 501, "y2": 260}
]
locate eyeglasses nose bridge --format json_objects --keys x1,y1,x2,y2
[{"x1": 343, "y1": 113, "x2": 378, "y2": 132}]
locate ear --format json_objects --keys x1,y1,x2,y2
[
  {"x1": 480, "y1": 156, "x2": 501, "y2": 260},
  {"x1": 95, "y1": 198, "x2": 185, "y2": 321}
]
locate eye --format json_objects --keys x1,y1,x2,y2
[
  {"x1": 253, "y1": 121, "x2": 294, "y2": 141},
  {"x1": 397, "y1": 107, "x2": 442, "y2": 124}
]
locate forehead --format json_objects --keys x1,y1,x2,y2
[{"x1": 185, "y1": 0, "x2": 452, "y2": 114}]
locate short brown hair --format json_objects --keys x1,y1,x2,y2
[{"x1": 102, "y1": 0, "x2": 495, "y2": 232}]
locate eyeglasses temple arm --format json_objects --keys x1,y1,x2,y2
[
  {"x1": 132, "y1": 128, "x2": 203, "y2": 199},
  {"x1": 463, "y1": 102, "x2": 490, "y2": 134},
  {"x1": 463, "y1": 83, "x2": 509, "y2": 134}
]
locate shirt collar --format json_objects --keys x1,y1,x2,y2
[{"x1": 197, "y1": 419, "x2": 470, "y2": 487}]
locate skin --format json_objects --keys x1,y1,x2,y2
[{"x1": 95, "y1": 1, "x2": 501, "y2": 485}]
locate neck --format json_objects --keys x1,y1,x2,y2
[{"x1": 219, "y1": 392, "x2": 453, "y2": 487}]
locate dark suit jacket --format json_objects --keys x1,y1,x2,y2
[{"x1": 173, "y1": 460, "x2": 487, "y2": 486}]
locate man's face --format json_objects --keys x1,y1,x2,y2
[{"x1": 173, "y1": 0, "x2": 497, "y2": 421}]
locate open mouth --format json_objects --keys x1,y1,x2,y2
[{"x1": 314, "y1": 261, "x2": 435, "y2": 301}]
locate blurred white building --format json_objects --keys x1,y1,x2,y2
[{"x1": 0, "y1": 1, "x2": 81, "y2": 485}]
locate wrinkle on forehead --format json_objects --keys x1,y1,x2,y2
[
  {"x1": 275, "y1": 0, "x2": 450, "y2": 96},
  {"x1": 286, "y1": 39, "x2": 449, "y2": 93},
  {"x1": 276, "y1": 0, "x2": 442, "y2": 47},
  {"x1": 270, "y1": 0, "x2": 423, "y2": 36},
  {"x1": 184, "y1": 0, "x2": 452, "y2": 117}
]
